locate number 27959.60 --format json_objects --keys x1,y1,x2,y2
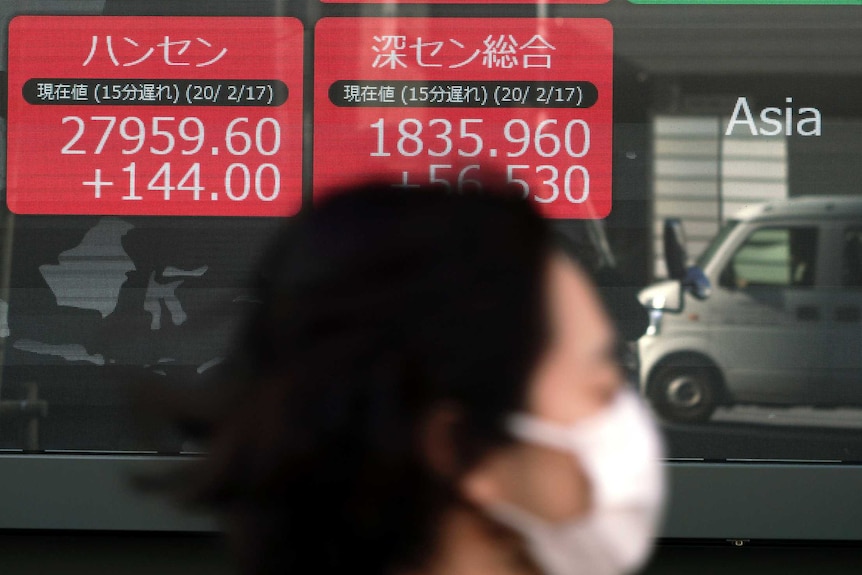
[{"x1": 61, "y1": 116, "x2": 282, "y2": 156}]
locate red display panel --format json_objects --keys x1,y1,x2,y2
[
  {"x1": 7, "y1": 16, "x2": 303, "y2": 217},
  {"x1": 314, "y1": 18, "x2": 613, "y2": 219}
]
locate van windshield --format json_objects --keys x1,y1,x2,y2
[{"x1": 696, "y1": 220, "x2": 739, "y2": 269}]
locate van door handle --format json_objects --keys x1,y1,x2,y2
[
  {"x1": 796, "y1": 305, "x2": 820, "y2": 321},
  {"x1": 834, "y1": 306, "x2": 861, "y2": 323}
]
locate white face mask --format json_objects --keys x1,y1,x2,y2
[{"x1": 486, "y1": 388, "x2": 666, "y2": 575}]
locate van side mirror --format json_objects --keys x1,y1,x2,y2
[
  {"x1": 662, "y1": 218, "x2": 711, "y2": 305},
  {"x1": 664, "y1": 218, "x2": 688, "y2": 281}
]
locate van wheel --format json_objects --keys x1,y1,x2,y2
[{"x1": 649, "y1": 364, "x2": 720, "y2": 424}]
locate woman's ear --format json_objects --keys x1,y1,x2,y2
[
  {"x1": 419, "y1": 403, "x2": 462, "y2": 479},
  {"x1": 418, "y1": 404, "x2": 511, "y2": 509}
]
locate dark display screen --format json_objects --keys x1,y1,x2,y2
[{"x1": 0, "y1": 0, "x2": 860, "y2": 470}]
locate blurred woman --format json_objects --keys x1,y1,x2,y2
[{"x1": 155, "y1": 183, "x2": 664, "y2": 575}]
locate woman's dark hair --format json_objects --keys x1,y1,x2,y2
[{"x1": 165, "y1": 183, "x2": 552, "y2": 574}]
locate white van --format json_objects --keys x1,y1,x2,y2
[{"x1": 638, "y1": 196, "x2": 862, "y2": 423}]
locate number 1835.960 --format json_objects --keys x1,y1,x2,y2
[{"x1": 369, "y1": 117, "x2": 590, "y2": 159}]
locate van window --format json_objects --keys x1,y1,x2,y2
[{"x1": 721, "y1": 226, "x2": 818, "y2": 289}]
